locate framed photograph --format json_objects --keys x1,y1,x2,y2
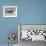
[
  {"x1": 3, "y1": 6, "x2": 17, "y2": 17},
  {"x1": 18, "y1": 24, "x2": 46, "y2": 42}
]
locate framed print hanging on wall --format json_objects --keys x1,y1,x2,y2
[{"x1": 3, "y1": 6, "x2": 17, "y2": 17}]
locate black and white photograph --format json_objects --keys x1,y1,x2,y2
[{"x1": 18, "y1": 25, "x2": 46, "y2": 46}]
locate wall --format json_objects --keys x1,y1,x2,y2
[
  {"x1": 0, "y1": 0, "x2": 46, "y2": 44},
  {"x1": 0, "y1": 0, "x2": 18, "y2": 44}
]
